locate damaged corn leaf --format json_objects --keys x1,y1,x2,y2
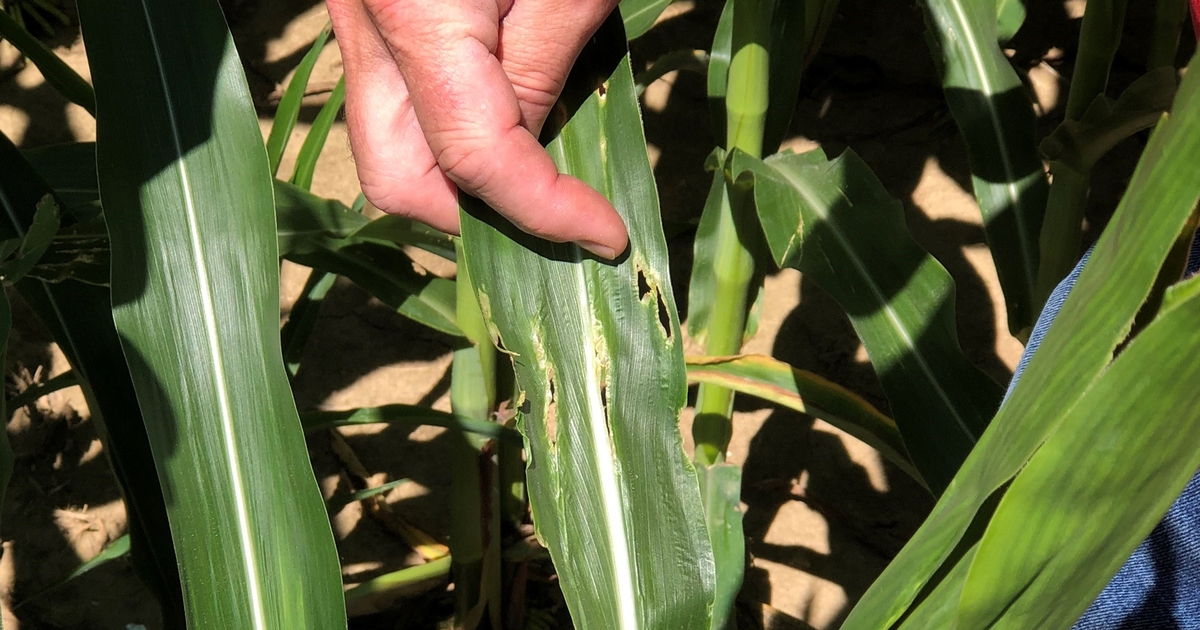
[
  {"x1": 729, "y1": 147, "x2": 1003, "y2": 494},
  {"x1": 458, "y1": 14, "x2": 715, "y2": 629}
]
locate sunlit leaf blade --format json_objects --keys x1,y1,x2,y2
[
  {"x1": 842, "y1": 50, "x2": 1200, "y2": 630},
  {"x1": 0, "y1": 133, "x2": 185, "y2": 626},
  {"x1": 730, "y1": 147, "x2": 1002, "y2": 494},
  {"x1": 459, "y1": 15, "x2": 715, "y2": 629},
  {"x1": 956, "y1": 278, "x2": 1200, "y2": 628},
  {"x1": 0, "y1": 10, "x2": 95, "y2": 115},
  {"x1": 76, "y1": 0, "x2": 346, "y2": 626},
  {"x1": 619, "y1": 0, "x2": 674, "y2": 39},
  {"x1": 994, "y1": 0, "x2": 1025, "y2": 42},
  {"x1": 685, "y1": 354, "x2": 921, "y2": 484},
  {"x1": 698, "y1": 463, "x2": 743, "y2": 630},
  {"x1": 290, "y1": 75, "x2": 345, "y2": 190},
  {"x1": 922, "y1": 0, "x2": 1048, "y2": 335},
  {"x1": 267, "y1": 21, "x2": 332, "y2": 176}
]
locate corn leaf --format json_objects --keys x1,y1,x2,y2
[
  {"x1": 619, "y1": 0, "x2": 674, "y2": 40},
  {"x1": 266, "y1": 21, "x2": 332, "y2": 175},
  {"x1": 76, "y1": 0, "x2": 346, "y2": 626},
  {"x1": 994, "y1": 0, "x2": 1025, "y2": 42},
  {"x1": 685, "y1": 354, "x2": 921, "y2": 484},
  {"x1": 922, "y1": 0, "x2": 1048, "y2": 335},
  {"x1": 290, "y1": 74, "x2": 344, "y2": 190},
  {"x1": 0, "y1": 10, "x2": 95, "y2": 115},
  {"x1": 286, "y1": 238, "x2": 460, "y2": 337},
  {"x1": 698, "y1": 463, "x2": 743, "y2": 630},
  {"x1": 459, "y1": 14, "x2": 715, "y2": 628},
  {"x1": 956, "y1": 277, "x2": 1200, "y2": 628},
  {"x1": 300, "y1": 405, "x2": 523, "y2": 447},
  {"x1": 729, "y1": 147, "x2": 1002, "y2": 494},
  {"x1": 842, "y1": 50, "x2": 1200, "y2": 630},
  {"x1": 0, "y1": 133, "x2": 186, "y2": 626}
]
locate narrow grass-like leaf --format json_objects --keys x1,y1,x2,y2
[
  {"x1": 299, "y1": 405, "x2": 523, "y2": 446},
  {"x1": 686, "y1": 354, "x2": 921, "y2": 484},
  {"x1": 350, "y1": 215, "x2": 457, "y2": 262},
  {"x1": 76, "y1": 0, "x2": 346, "y2": 626},
  {"x1": 290, "y1": 74, "x2": 345, "y2": 190},
  {"x1": 634, "y1": 49, "x2": 708, "y2": 97},
  {"x1": 0, "y1": 133, "x2": 185, "y2": 626},
  {"x1": 842, "y1": 51, "x2": 1200, "y2": 630},
  {"x1": 698, "y1": 463, "x2": 743, "y2": 630},
  {"x1": 266, "y1": 22, "x2": 332, "y2": 175},
  {"x1": 280, "y1": 269, "x2": 336, "y2": 377},
  {"x1": 343, "y1": 556, "x2": 453, "y2": 618},
  {"x1": 17, "y1": 534, "x2": 133, "y2": 608},
  {"x1": 0, "y1": 10, "x2": 95, "y2": 115},
  {"x1": 286, "y1": 239, "x2": 461, "y2": 337},
  {"x1": 730, "y1": 147, "x2": 1002, "y2": 493},
  {"x1": 956, "y1": 277, "x2": 1200, "y2": 628},
  {"x1": 922, "y1": 0, "x2": 1048, "y2": 335},
  {"x1": 275, "y1": 179, "x2": 370, "y2": 254},
  {"x1": 459, "y1": 14, "x2": 715, "y2": 628},
  {"x1": 619, "y1": 0, "x2": 674, "y2": 40},
  {"x1": 348, "y1": 479, "x2": 411, "y2": 503},
  {"x1": 6, "y1": 369, "x2": 79, "y2": 410}
]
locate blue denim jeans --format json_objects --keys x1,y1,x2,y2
[{"x1": 1008, "y1": 245, "x2": 1200, "y2": 629}]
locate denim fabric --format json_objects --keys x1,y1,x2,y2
[{"x1": 1006, "y1": 240, "x2": 1200, "y2": 629}]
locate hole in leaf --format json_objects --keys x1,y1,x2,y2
[
  {"x1": 656, "y1": 292, "x2": 672, "y2": 339},
  {"x1": 598, "y1": 82, "x2": 608, "y2": 97},
  {"x1": 637, "y1": 269, "x2": 651, "y2": 300},
  {"x1": 545, "y1": 375, "x2": 558, "y2": 447}
]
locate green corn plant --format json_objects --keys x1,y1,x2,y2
[{"x1": 6, "y1": 0, "x2": 1200, "y2": 628}]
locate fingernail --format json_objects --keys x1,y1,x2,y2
[{"x1": 576, "y1": 241, "x2": 618, "y2": 260}]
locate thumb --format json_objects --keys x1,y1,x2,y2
[{"x1": 367, "y1": 1, "x2": 628, "y2": 258}]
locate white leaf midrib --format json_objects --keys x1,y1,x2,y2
[
  {"x1": 773, "y1": 162, "x2": 977, "y2": 443},
  {"x1": 550, "y1": 117, "x2": 639, "y2": 628},
  {"x1": 137, "y1": 3, "x2": 267, "y2": 627}
]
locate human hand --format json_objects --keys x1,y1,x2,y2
[{"x1": 326, "y1": 0, "x2": 629, "y2": 259}]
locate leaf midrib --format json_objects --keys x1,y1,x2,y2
[
  {"x1": 941, "y1": 0, "x2": 1037, "y2": 296},
  {"x1": 136, "y1": 2, "x2": 267, "y2": 626},
  {"x1": 772, "y1": 161, "x2": 977, "y2": 443}
]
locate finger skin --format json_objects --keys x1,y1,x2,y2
[
  {"x1": 340, "y1": 0, "x2": 629, "y2": 257},
  {"x1": 327, "y1": 0, "x2": 460, "y2": 233}
]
